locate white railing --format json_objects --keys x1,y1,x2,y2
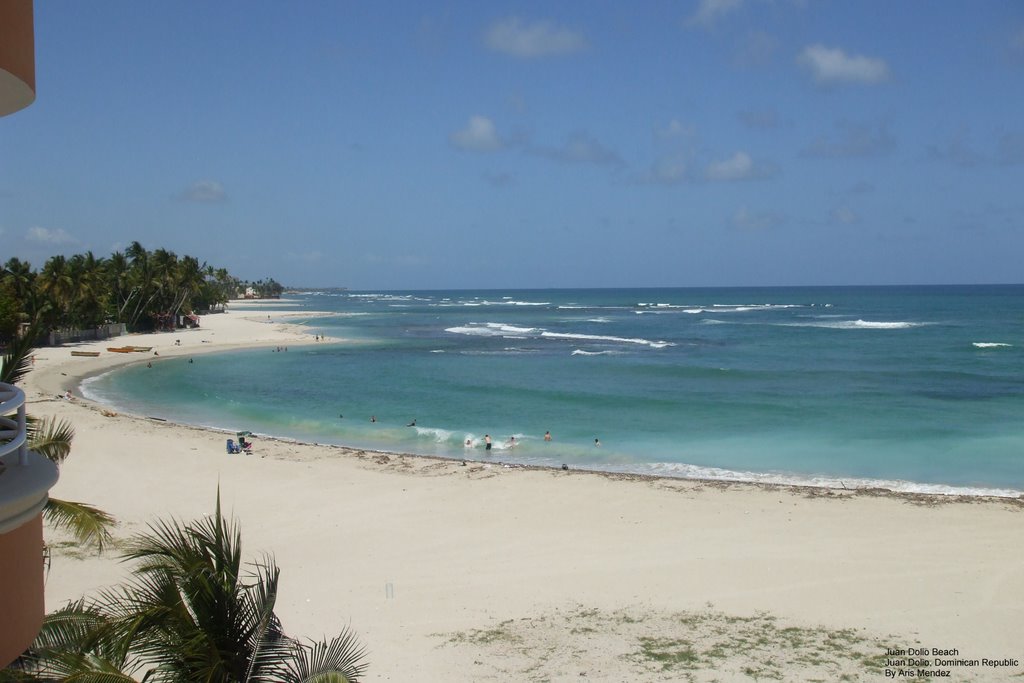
[
  {"x1": 0, "y1": 382, "x2": 28, "y2": 467},
  {"x1": 0, "y1": 381, "x2": 58, "y2": 536}
]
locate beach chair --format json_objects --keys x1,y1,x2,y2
[{"x1": 226, "y1": 439, "x2": 241, "y2": 454}]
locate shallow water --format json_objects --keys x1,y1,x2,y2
[{"x1": 83, "y1": 285, "x2": 1024, "y2": 495}]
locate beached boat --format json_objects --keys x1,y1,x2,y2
[
  {"x1": 70, "y1": 350, "x2": 101, "y2": 357},
  {"x1": 106, "y1": 346, "x2": 135, "y2": 353},
  {"x1": 129, "y1": 346, "x2": 153, "y2": 352}
]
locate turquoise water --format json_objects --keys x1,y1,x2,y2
[{"x1": 82, "y1": 286, "x2": 1024, "y2": 495}]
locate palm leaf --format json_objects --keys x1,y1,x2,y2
[
  {"x1": 44, "y1": 498, "x2": 115, "y2": 553},
  {"x1": 270, "y1": 631, "x2": 369, "y2": 683},
  {"x1": 27, "y1": 414, "x2": 75, "y2": 464},
  {"x1": 10, "y1": 600, "x2": 138, "y2": 683},
  {"x1": 0, "y1": 322, "x2": 40, "y2": 385}
]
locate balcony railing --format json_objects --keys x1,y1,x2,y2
[{"x1": 0, "y1": 380, "x2": 60, "y2": 666}]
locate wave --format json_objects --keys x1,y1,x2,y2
[
  {"x1": 636, "y1": 303, "x2": 806, "y2": 315},
  {"x1": 541, "y1": 331, "x2": 674, "y2": 348},
  {"x1": 446, "y1": 323, "x2": 672, "y2": 349},
  {"x1": 445, "y1": 322, "x2": 539, "y2": 337},
  {"x1": 751, "y1": 319, "x2": 926, "y2": 330},
  {"x1": 635, "y1": 308, "x2": 704, "y2": 315},
  {"x1": 414, "y1": 426, "x2": 454, "y2": 443},
  {"x1": 624, "y1": 462, "x2": 1022, "y2": 498},
  {"x1": 571, "y1": 349, "x2": 619, "y2": 356},
  {"x1": 973, "y1": 342, "x2": 1012, "y2": 348}
]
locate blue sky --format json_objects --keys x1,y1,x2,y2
[{"x1": 2, "y1": 1, "x2": 1023, "y2": 289}]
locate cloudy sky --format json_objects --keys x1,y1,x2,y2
[{"x1": 2, "y1": 1, "x2": 1023, "y2": 289}]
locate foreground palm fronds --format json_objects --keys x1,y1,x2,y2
[{"x1": 5, "y1": 494, "x2": 368, "y2": 683}]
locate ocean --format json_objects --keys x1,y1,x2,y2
[{"x1": 82, "y1": 285, "x2": 1024, "y2": 496}]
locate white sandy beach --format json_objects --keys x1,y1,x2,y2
[{"x1": 19, "y1": 302, "x2": 1024, "y2": 681}]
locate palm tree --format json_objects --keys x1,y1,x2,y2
[
  {"x1": 6, "y1": 494, "x2": 368, "y2": 682},
  {"x1": 1, "y1": 327, "x2": 114, "y2": 552}
]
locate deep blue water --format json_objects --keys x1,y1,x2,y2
[{"x1": 83, "y1": 286, "x2": 1024, "y2": 495}]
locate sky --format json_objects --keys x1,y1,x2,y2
[{"x1": 2, "y1": 1, "x2": 1023, "y2": 290}]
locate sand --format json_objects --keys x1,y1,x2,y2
[{"x1": 18, "y1": 302, "x2": 1024, "y2": 681}]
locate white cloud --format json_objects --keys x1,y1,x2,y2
[
  {"x1": 645, "y1": 157, "x2": 688, "y2": 185},
  {"x1": 732, "y1": 206, "x2": 783, "y2": 231},
  {"x1": 656, "y1": 119, "x2": 696, "y2": 140},
  {"x1": 26, "y1": 226, "x2": 78, "y2": 245},
  {"x1": 831, "y1": 206, "x2": 859, "y2": 225},
  {"x1": 705, "y1": 151, "x2": 775, "y2": 181},
  {"x1": 926, "y1": 129, "x2": 986, "y2": 167},
  {"x1": 532, "y1": 133, "x2": 623, "y2": 166},
  {"x1": 450, "y1": 115, "x2": 503, "y2": 152},
  {"x1": 484, "y1": 17, "x2": 587, "y2": 58},
  {"x1": 798, "y1": 44, "x2": 890, "y2": 85},
  {"x1": 707, "y1": 151, "x2": 753, "y2": 181},
  {"x1": 180, "y1": 180, "x2": 227, "y2": 203},
  {"x1": 687, "y1": 0, "x2": 743, "y2": 29}
]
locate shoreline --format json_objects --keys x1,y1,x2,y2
[
  {"x1": 19, "y1": 301, "x2": 1024, "y2": 680},
  {"x1": 66, "y1": 349, "x2": 1024, "y2": 502}
]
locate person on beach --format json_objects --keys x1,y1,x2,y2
[
  {"x1": 484, "y1": 434, "x2": 492, "y2": 451},
  {"x1": 544, "y1": 431, "x2": 552, "y2": 441}
]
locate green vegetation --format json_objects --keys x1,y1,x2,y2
[
  {"x1": 1, "y1": 243, "x2": 285, "y2": 344},
  {"x1": 441, "y1": 604, "x2": 897, "y2": 681},
  {"x1": 1, "y1": 328, "x2": 113, "y2": 552},
  {"x1": 3, "y1": 493, "x2": 368, "y2": 682}
]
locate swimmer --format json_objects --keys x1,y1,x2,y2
[
  {"x1": 465, "y1": 438, "x2": 473, "y2": 448},
  {"x1": 484, "y1": 434, "x2": 492, "y2": 451},
  {"x1": 544, "y1": 431, "x2": 552, "y2": 441},
  {"x1": 508, "y1": 436, "x2": 516, "y2": 447},
  {"x1": 407, "y1": 419, "x2": 417, "y2": 427},
  {"x1": 594, "y1": 438, "x2": 601, "y2": 447},
  {"x1": 371, "y1": 415, "x2": 376, "y2": 423}
]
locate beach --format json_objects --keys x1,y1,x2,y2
[{"x1": 21, "y1": 303, "x2": 1024, "y2": 681}]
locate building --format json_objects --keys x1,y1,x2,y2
[{"x1": 0, "y1": 0, "x2": 62, "y2": 667}]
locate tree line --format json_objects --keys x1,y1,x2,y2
[{"x1": 0, "y1": 242, "x2": 285, "y2": 344}]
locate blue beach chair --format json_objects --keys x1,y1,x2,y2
[{"x1": 226, "y1": 438, "x2": 241, "y2": 454}]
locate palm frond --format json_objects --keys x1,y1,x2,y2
[
  {"x1": 271, "y1": 630, "x2": 369, "y2": 683},
  {"x1": 44, "y1": 498, "x2": 115, "y2": 553},
  {"x1": 26, "y1": 414, "x2": 75, "y2": 464},
  {"x1": 13, "y1": 600, "x2": 138, "y2": 683},
  {"x1": 0, "y1": 323, "x2": 41, "y2": 385}
]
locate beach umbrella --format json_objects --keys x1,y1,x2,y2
[{"x1": 236, "y1": 430, "x2": 253, "y2": 438}]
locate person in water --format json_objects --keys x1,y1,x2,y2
[
  {"x1": 594, "y1": 438, "x2": 601, "y2": 447},
  {"x1": 407, "y1": 419, "x2": 416, "y2": 427},
  {"x1": 484, "y1": 434, "x2": 492, "y2": 451},
  {"x1": 544, "y1": 431, "x2": 552, "y2": 441}
]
